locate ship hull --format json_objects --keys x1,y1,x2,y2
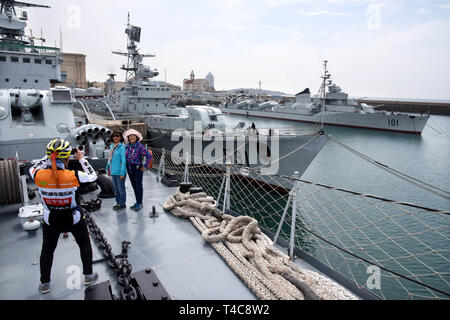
[
  {"x1": 147, "y1": 130, "x2": 328, "y2": 180},
  {"x1": 219, "y1": 108, "x2": 429, "y2": 134}
]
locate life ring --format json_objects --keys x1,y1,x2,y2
[{"x1": 23, "y1": 220, "x2": 41, "y2": 231}]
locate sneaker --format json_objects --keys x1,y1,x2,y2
[
  {"x1": 39, "y1": 282, "x2": 50, "y2": 294},
  {"x1": 84, "y1": 272, "x2": 99, "y2": 286},
  {"x1": 113, "y1": 204, "x2": 126, "y2": 211},
  {"x1": 134, "y1": 203, "x2": 143, "y2": 211},
  {"x1": 130, "y1": 203, "x2": 138, "y2": 210}
]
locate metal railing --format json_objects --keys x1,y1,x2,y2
[{"x1": 0, "y1": 42, "x2": 60, "y2": 54}]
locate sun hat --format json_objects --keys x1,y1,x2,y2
[{"x1": 123, "y1": 128, "x2": 143, "y2": 143}]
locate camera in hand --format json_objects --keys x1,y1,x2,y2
[{"x1": 71, "y1": 145, "x2": 84, "y2": 155}]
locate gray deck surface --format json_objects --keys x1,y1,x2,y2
[{"x1": 0, "y1": 170, "x2": 350, "y2": 300}]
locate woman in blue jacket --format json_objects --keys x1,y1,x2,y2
[{"x1": 106, "y1": 131, "x2": 127, "y2": 210}]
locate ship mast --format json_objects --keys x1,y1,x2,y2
[
  {"x1": 112, "y1": 13, "x2": 155, "y2": 83},
  {"x1": 319, "y1": 60, "x2": 331, "y2": 128}
]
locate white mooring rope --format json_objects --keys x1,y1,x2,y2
[{"x1": 163, "y1": 189, "x2": 358, "y2": 300}]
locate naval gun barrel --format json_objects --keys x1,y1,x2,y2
[
  {"x1": 28, "y1": 94, "x2": 44, "y2": 110},
  {"x1": 11, "y1": 94, "x2": 20, "y2": 110}
]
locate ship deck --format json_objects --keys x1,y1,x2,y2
[{"x1": 0, "y1": 170, "x2": 361, "y2": 300}]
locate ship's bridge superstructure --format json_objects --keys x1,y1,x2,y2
[
  {"x1": 0, "y1": 0, "x2": 62, "y2": 89},
  {"x1": 0, "y1": 43, "x2": 62, "y2": 89},
  {"x1": 118, "y1": 80, "x2": 172, "y2": 114}
]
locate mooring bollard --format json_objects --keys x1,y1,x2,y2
[{"x1": 150, "y1": 205, "x2": 159, "y2": 218}]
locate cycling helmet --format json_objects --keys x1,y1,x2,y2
[{"x1": 46, "y1": 139, "x2": 72, "y2": 159}]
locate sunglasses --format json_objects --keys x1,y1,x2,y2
[{"x1": 112, "y1": 135, "x2": 121, "y2": 138}]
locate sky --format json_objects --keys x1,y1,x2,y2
[{"x1": 23, "y1": 0, "x2": 450, "y2": 99}]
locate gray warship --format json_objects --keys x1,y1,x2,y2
[
  {"x1": 0, "y1": 0, "x2": 114, "y2": 204},
  {"x1": 87, "y1": 15, "x2": 329, "y2": 183},
  {"x1": 1, "y1": 2, "x2": 447, "y2": 304},
  {"x1": 220, "y1": 61, "x2": 430, "y2": 134},
  {"x1": 0, "y1": 3, "x2": 366, "y2": 301}
]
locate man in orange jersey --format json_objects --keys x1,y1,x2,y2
[{"x1": 29, "y1": 139, "x2": 99, "y2": 294}]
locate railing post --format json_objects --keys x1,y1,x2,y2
[
  {"x1": 273, "y1": 171, "x2": 299, "y2": 247},
  {"x1": 183, "y1": 152, "x2": 190, "y2": 182},
  {"x1": 215, "y1": 174, "x2": 227, "y2": 210},
  {"x1": 223, "y1": 163, "x2": 231, "y2": 214},
  {"x1": 226, "y1": 164, "x2": 231, "y2": 210},
  {"x1": 273, "y1": 191, "x2": 293, "y2": 247},
  {"x1": 156, "y1": 148, "x2": 165, "y2": 182},
  {"x1": 289, "y1": 171, "x2": 300, "y2": 260}
]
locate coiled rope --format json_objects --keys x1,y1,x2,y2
[{"x1": 163, "y1": 189, "x2": 358, "y2": 300}]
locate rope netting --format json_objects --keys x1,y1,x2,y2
[{"x1": 149, "y1": 147, "x2": 450, "y2": 300}]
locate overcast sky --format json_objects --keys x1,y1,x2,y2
[{"x1": 23, "y1": 0, "x2": 450, "y2": 99}]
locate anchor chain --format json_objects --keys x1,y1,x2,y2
[{"x1": 82, "y1": 198, "x2": 137, "y2": 300}]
